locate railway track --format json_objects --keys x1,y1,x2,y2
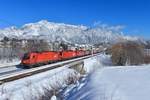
[
  {"x1": 0, "y1": 53, "x2": 100, "y2": 85},
  {"x1": 0, "y1": 66, "x2": 24, "y2": 76}
]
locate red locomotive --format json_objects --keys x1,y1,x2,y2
[
  {"x1": 76, "y1": 50, "x2": 85, "y2": 57},
  {"x1": 61, "y1": 51, "x2": 77, "y2": 60},
  {"x1": 21, "y1": 51, "x2": 61, "y2": 67},
  {"x1": 21, "y1": 49, "x2": 99, "y2": 68},
  {"x1": 21, "y1": 50, "x2": 86, "y2": 68}
]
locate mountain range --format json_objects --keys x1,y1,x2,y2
[{"x1": 0, "y1": 20, "x2": 143, "y2": 44}]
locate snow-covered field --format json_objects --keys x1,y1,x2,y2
[{"x1": 89, "y1": 65, "x2": 150, "y2": 100}]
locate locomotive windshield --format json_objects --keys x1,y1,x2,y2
[{"x1": 23, "y1": 53, "x2": 30, "y2": 60}]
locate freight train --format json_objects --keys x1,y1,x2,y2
[{"x1": 21, "y1": 49, "x2": 99, "y2": 68}]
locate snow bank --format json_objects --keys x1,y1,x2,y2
[
  {"x1": 0, "y1": 65, "x2": 79, "y2": 100},
  {"x1": 64, "y1": 64, "x2": 150, "y2": 100},
  {"x1": 84, "y1": 53, "x2": 111, "y2": 73}
]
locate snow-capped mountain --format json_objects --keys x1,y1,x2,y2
[{"x1": 0, "y1": 20, "x2": 141, "y2": 44}]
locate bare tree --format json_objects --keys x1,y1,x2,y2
[{"x1": 111, "y1": 41, "x2": 144, "y2": 65}]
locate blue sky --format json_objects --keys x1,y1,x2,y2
[{"x1": 0, "y1": 0, "x2": 149, "y2": 39}]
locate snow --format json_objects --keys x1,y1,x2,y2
[
  {"x1": 63, "y1": 63, "x2": 150, "y2": 100},
  {"x1": 0, "y1": 60, "x2": 20, "y2": 68},
  {"x1": 83, "y1": 53, "x2": 111, "y2": 73},
  {"x1": 91, "y1": 65, "x2": 150, "y2": 100},
  {"x1": 0, "y1": 66, "x2": 23, "y2": 76},
  {"x1": 51, "y1": 95, "x2": 57, "y2": 100},
  {"x1": 0, "y1": 65, "x2": 79, "y2": 100}
]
